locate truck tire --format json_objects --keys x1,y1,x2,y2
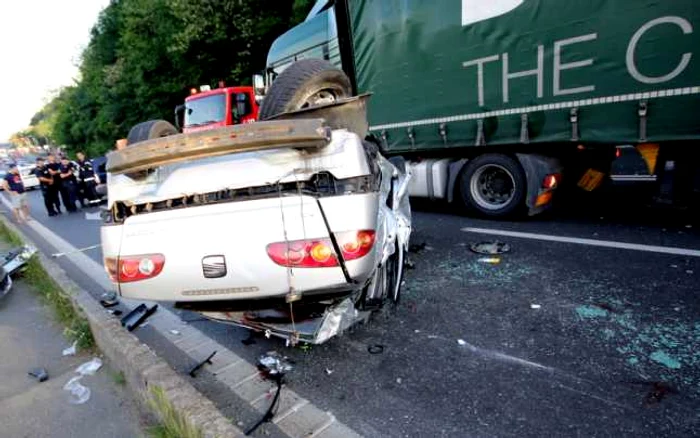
[
  {"x1": 459, "y1": 153, "x2": 526, "y2": 217},
  {"x1": 127, "y1": 120, "x2": 178, "y2": 146},
  {"x1": 258, "y1": 59, "x2": 352, "y2": 120}
]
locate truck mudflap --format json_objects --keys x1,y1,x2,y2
[{"x1": 516, "y1": 153, "x2": 562, "y2": 216}]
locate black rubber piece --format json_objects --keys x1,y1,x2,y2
[
  {"x1": 458, "y1": 153, "x2": 527, "y2": 218},
  {"x1": 258, "y1": 59, "x2": 352, "y2": 120},
  {"x1": 126, "y1": 120, "x2": 178, "y2": 146},
  {"x1": 367, "y1": 344, "x2": 385, "y2": 354}
]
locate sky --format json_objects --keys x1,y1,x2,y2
[{"x1": 0, "y1": 0, "x2": 111, "y2": 142}]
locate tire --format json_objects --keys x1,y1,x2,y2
[
  {"x1": 459, "y1": 153, "x2": 526, "y2": 218},
  {"x1": 127, "y1": 120, "x2": 178, "y2": 145},
  {"x1": 258, "y1": 59, "x2": 352, "y2": 120}
]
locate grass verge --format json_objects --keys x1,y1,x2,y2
[
  {"x1": 147, "y1": 386, "x2": 204, "y2": 438},
  {"x1": 0, "y1": 220, "x2": 95, "y2": 349}
]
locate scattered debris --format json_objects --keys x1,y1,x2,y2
[
  {"x1": 120, "y1": 303, "x2": 158, "y2": 331},
  {"x1": 405, "y1": 258, "x2": 416, "y2": 270},
  {"x1": 51, "y1": 244, "x2": 101, "y2": 259},
  {"x1": 686, "y1": 270, "x2": 694, "y2": 274},
  {"x1": 414, "y1": 329, "x2": 421, "y2": 333},
  {"x1": 107, "y1": 309, "x2": 122, "y2": 316},
  {"x1": 593, "y1": 302, "x2": 618, "y2": 313},
  {"x1": 408, "y1": 242, "x2": 426, "y2": 253},
  {"x1": 325, "y1": 368, "x2": 333, "y2": 375},
  {"x1": 670, "y1": 264, "x2": 679, "y2": 268},
  {"x1": 649, "y1": 350, "x2": 681, "y2": 369},
  {"x1": 367, "y1": 344, "x2": 384, "y2": 354},
  {"x1": 396, "y1": 377, "x2": 402, "y2": 384},
  {"x1": 85, "y1": 212, "x2": 102, "y2": 221},
  {"x1": 686, "y1": 225, "x2": 692, "y2": 229},
  {"x1": 424, "y1": 246, "x2": 434, "y2": 251},
  {"x1": 457, "y1": 339, "x2": 467, "y2": 346},
  {"x1": 264, "y1": 329, "x2": 272, "y2": 339},
  {"x1": 64, "y1": 376, "x2": 91, "y2": 405},
  {"x1": 2, "y1": 246, "x2": 36, "y2": 277},
  {"x1": 169, "y1": 329, "x2": 181, "y2": 336},
  {"x1": 99, "y1": 292, "x2": 119, "y2": 308},
  {"x1": 470, "y1": 241, "x2": 510, "y2": 255},
  {"x1": 62, "y1": 341, "x2": 77, "y2": 357},
  {"x1": 189, "y1": 351, "x2": 217, "y2": 378},
  {"x1": 28, "y1": 367, "x2": 49, "y2": 382},
  {"x1": 245, "y1": 352, "x2": 292, "y2": 436},
  {"x1": 477, "y1": 257, "x2": 501, "y2": 264},
  {"x1": 530, "y1": 304, "x2": 541, "y2": 309},
  {"x1": 76, "y1": 358, "x2": 103, "y2": 376}
]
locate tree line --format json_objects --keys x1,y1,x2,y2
[{"x1": 19, "y1": 0, "x2": 313, "y2": 157}]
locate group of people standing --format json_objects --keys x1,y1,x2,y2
[
  {"x1": 2, "y1": 152, "x2": 101, "y2": 223},
  {"x1": 32, "y1": 153, "x2": 101, "y2": 217}
]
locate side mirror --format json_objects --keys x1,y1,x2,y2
[
  {"x1": 253, "y1": 74, "x2": 266, "y2": 95},
  {"x1": 174, "y1": 104, "x2": 185, "y2": 131}
]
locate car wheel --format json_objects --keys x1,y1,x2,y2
[
  {"x1": 127, "y1": 120, "x2": 178, "y2": 146},
  {"x1": 258, "y1": 59, "x2": 352, "y2": 120},
  {"x1": 459, "y1": 153, "x2": 526, "y2": 217}
]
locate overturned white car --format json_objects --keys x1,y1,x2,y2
[{"x1": 101, "y1": 96, "x2": 411, "y2": 344}]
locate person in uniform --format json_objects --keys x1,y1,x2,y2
[
  {"x1": 2, "y1": 164, "x2": 30, "y2": 223},
  {"x1": 46, "y1": 154, "x2": 63, "y2": 214},
  {"x1": 32, "y1": 157, "x2": 58, "y2": 216},
  {"x1": 76, "y1": 151, "x2": 100, "y2": 205},
  {"x1": 59, "y1": 156, "x2": 79, "y2": 212}
]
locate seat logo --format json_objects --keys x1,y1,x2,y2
[
  {"x1": 462, "y1": 0, "x2": 524, "y2": 27},
  {"x1": 202, "y1": 255, "x2": 227, "y2": 278}
]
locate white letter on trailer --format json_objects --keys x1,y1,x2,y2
[
  {"x1": 627, "y1": 16, "x2": 693, "y2": 85},
  {"x1": 463, "y1": 55, "x2": 500, "y2": 107},
  {"x1": 502, "y1": 45, "x2": 544, "y2": 103},
  {"x1": 462, "y1": 0, "x2": 524, "y2": 27},
  {"x1": 553, "y1": 33, "x2": 598, "y2": 96}
]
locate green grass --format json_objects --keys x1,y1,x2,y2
[
  {"x1": 111, "y1": 370, "x2": 126, "y2": 387},
  {"x1": 146, "y1": 386, "x2": 203, "y2": 438},
  {"x1": 0, "y1": 220, "x2": 95, "y2": 350}
]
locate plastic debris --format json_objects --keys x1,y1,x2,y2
[
  {"x1": 478, "y1": 257, "x2": 501, "y2": 264},
  {"x1": 530, "y1": 304, "x2": 542, "y2": 309},
  {"x1": 64, "y1": 376, "x2": 91, "y2": 405},
  {"x1": 120, "y1": 303, "x2": 158, "y2": 331},
  {"x1": 367, "y1": 344, "x2": 384, "y2": 354},
  {"x1": 76, "y1": 358, "x2": 103, "y2": 376},
  {"x1": 457, "y1": 339, "x2": 467, "y2": 346},
  {"x1": 189, "y1": 351, "x2": 217, "y2": 378},
  {"x1": 470, "y1": 241, "x2": 510, "y2": 255},
  {"x1": 62, "y1": 341, "x2": 77, "y2": 357},
  {"x1": 257, "y1": 352, "x2": 293, "y2": 378},
  {"x1": 28, "y1": 367, "x2": 49, "y2": 382},
  {"x1": 169, "y1": 329, "x2": 181, "y2": 336}
]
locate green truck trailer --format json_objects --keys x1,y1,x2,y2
[{"x1": 257, "y1": 0, "x2": 700, "y2": 217}]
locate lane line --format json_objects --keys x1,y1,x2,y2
[{"x1": 461, "y1": 227, "x2": 700, "y2": 257}]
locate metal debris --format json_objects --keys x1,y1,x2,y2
[
  {"x1": 470, "y1": 241, "x2": 510, "y2": 255},
  {"x1": 189, "y1": 351, "x2": 217, "y2": 377},
  {"x1": 28, "y1": 367, "x2": 49, "y2": 382},
  {"x1": 367, "y1": 344, "x2": 384, "y2": 354},
  {"x1": 478, "y1": 257, "x2": 501, "y2": 264}
]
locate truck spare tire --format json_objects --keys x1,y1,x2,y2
[
  {"x1": 259, "y1": 59, "x2": 352, "y2": 120},
  {"x1": 127, "y1": 120, "x2": 178, "y2": 146}
]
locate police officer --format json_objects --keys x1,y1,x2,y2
[
  {"x1": 45, "y1": 154, "x2": 63, "y2": 214},
  {"x1": 32, "y1": 157, "x2": 58, "y2": 216},
  {"x1": 59, "y1": 156, "x2": 79, "y2": 212},
  {"x1": 76, "y1": 151, "x2": 99, "y2": 206}
]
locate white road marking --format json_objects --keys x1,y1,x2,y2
[{"x1": 461, "y1": 227, "x2": 700, "y2": 257}]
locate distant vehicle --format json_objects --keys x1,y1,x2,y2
[{"x1": 18, "y1": 165, "x2": 39, "y2": 190}]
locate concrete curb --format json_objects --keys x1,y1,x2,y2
[{"x1": 0, "y1": 216, "x2": 243, "y2": 438}]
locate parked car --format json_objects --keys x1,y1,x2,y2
[
  {"x1": 18, "y1": 165, "x2": 39, "y2": 190},
  {"x1": 101, "y1": 100, "x2": 412, "y2": 344}
]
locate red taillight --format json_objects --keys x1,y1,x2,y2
[
  {"x1": 615, "y1": 147, "x2": 621, "y2": 158},
  {"x1": 267, "y1": 239, "x2": 338, "y2": 268},
  {"x1": 542, "y1": 173, "x2": 561, "y2": 190},
  {"x1": 113, "y1": 254, "x2": 165, "y2": 283},
  {"x1": 336, "y1": 230, "x2": 376, "y2": 261},
  {"x1": 266, "y1": 230, "x2": 376, "y2": 268}
]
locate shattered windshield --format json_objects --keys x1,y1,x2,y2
[{"x1": 184, "y1": 93, "x2": 226, "y2": 127}]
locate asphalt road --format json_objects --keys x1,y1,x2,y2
[{"x1": 15, "y1": 188, "x2": 700, "y2": 437}]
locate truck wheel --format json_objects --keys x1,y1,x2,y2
[
  {"x1": 258, "y1": 59, "x2": 351, "y2": 120},
  {"x1": 127, "y1": 120, "x2": 178, "y2": 145},
  {"x1": 459, "y1": 154, "x2": 526, "y2": 217}
]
